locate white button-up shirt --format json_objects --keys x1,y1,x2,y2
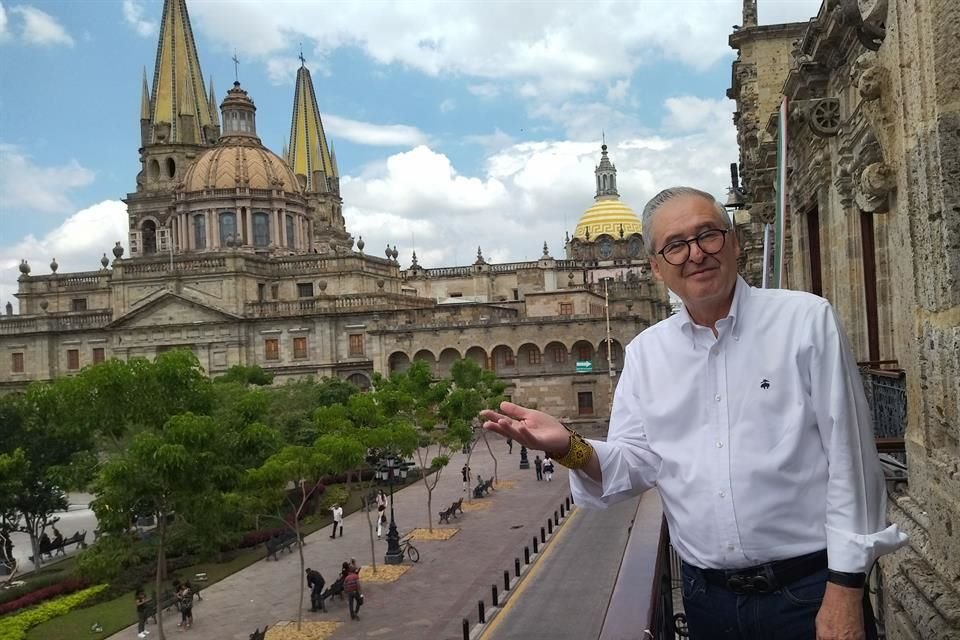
[{"x1": 570, "y1": 276, "x2": 906, "y2": 573}]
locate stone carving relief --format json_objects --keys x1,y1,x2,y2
[
  {"x1": 809, "y1": 98, "x2": 842, "y2": 137},
  {"x1": 750, "y1": 202, "x2": 776, "y2": 225},
  {"x1": 857, "y1": 162, "x2": 895, "y2": 212}
]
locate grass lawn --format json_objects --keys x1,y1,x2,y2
[{"x1": 24, "y1": 484, "x2": 376, "y2": 640}]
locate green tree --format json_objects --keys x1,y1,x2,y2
[
  {"x1": 214, "y1": 364, "x2": 274, "y2": 386},
  {"x1": 443, "y1": 359, "x2": 507, "y2": 490},
  {"x1": 0, "y1": 386, "x2": 96, "y2": 569},
  {"x1": 245, "y1": 434, "x2": 364, "y2": 630},
  {"x1": 93, "y1": 413, "x2": 244, "y2": 640},
  {"x1": 374, "y1": 361, "x2": 470, "y2": 532},
  {"x1": 61, "y1": 350, "x2": 214, "y2": 451}
]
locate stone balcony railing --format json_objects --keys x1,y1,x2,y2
[
  {"x1": 0, "y1": 309, "x2": 113, "y2": 335},
  {"x1": 115, "y1": 252, "x2": 397, "y2": 279},
  {"x1": 247, "y1": 292, "x2": 434, "y2": 317}
]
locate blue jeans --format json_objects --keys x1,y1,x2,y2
[{"x1": 681, "y1": 563, "x2": 877, "y2": 640}]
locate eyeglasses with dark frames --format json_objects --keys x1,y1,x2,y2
[{"x1": 657, "y1": 228, "x2": 729, "y2": 266}]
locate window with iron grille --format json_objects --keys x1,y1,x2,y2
[
  {"x1": 504, "y1": 350, "x2": 515, "y2": 366},
  {"x1": 528, "y1": 348, "x2": 542, "y2": 365},
  {"x1": 553, "y1": 346, "x2": 567, "y2": 363},
  {"x1": 67, "y1": 349, "x2": 80, "y2": 370},
  {"x1": 264, "y1": 338, "x2": 280, "y2": 361},
  {"x1": 11, "y1": 352, "x2": 24, "y2": 373},
  {"x1": 559, "y1": 302, "x2": 573, "y2": 315},
  {"x1": 297, "y1": 283, "x2": 314, "y2": 298},
  {"x1": 71, "y1": 298, "x2": 87, "y2": 312},
  {"x1": 578, "y1": 345, "x2": 592, "y2": 361},
  {"x1": 92, "y1": 348, "x2": 105, "y2": 364}
]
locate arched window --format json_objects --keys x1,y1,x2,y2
[
  {"x1": 142, "y1": 220, "x2": 157, "y2": 255},
  {"x1": 602, "y1": 175, "x2": 607, "y2": 190},
  {"x1": 285, "y1": 215, "x2": 295, "y2": 248},
  {"x1": 253, "y1": 212, "x2": 270, "y2": 247},
  {"x1": 219, "y1": 212, "x2": 237, "y2": 246},
  {"x1": 193, "y1": 214, "x2": 206, "y2": 250},
  {"x1": 165, "y1": 157, "x2": 176, "y2": 178}
]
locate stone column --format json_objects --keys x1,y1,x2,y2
[{"x1": 244, "y1": 209, "x2": 253, "y2": 247}]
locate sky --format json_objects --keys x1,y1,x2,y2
[{"x1": 0, "y1": 0, "x2": 822, "y2": 311}]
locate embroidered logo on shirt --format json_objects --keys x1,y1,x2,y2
[{"x1": 760, "y1": 379, "x2": 771, "y2": 389}]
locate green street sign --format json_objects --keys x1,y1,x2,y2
[{"x1": 575, "y1": 360, "x2": 592, "y2": 373}]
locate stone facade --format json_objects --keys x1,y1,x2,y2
[
  {"x1": 0, "y1": 0, "x2": 671, "y2": 430},
  {"x1": 729, "y1": 1, "x2": 960, "y2": 637}
]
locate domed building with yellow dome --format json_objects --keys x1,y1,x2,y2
[
  {"x1": 2, "y1": 0, "x2": 670, "y2": 427},
  {"x1": 566, "y1": 144, "x2": 647, "y2": 264}
]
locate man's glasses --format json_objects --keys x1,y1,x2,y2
[{"x1": 657, "y1": 228, "x2": 729, "y2": 266}]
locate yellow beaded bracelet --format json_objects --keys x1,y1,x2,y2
[{"x1": 554, "y1": 427, "x2": 594, "y2": 470}]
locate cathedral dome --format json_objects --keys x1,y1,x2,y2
[
  {"x1": 182, "y1": 138, "x2": 301, "y2": 193},
  {"x1": 573, "y1": 198, "x2": 642, "y2": 240}
]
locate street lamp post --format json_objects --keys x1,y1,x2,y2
[
  {"x1": 602, "y1": 277, "x2": 615, "y2": 415},
  {"x1": 380, "y1": 456, "x2": 409, "y2": 565}
]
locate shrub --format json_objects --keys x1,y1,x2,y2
[
  {"x1": 0, "y1": 578, "x2": 89, "y2": 616},
  {"x1": 0, "y1": 572, "x2": 71, "y2": 606},
  {"x1": 0, "y1": 584, "x2": 106, "y2": 640}
]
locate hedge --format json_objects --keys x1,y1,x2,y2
[
  {"x1": 0, "y1": 584, "x2": 107, "y2": 640},
  {"x1": 0, "y1": 578, "x2": 89, "y2": 616}
]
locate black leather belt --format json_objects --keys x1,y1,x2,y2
[{"x1": 695, "y1": 550, "x2": 828, "y2": 595}]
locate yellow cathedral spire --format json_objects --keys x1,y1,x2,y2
[
  {"x1": 287, "y1": 60, "x2": 337, "y2": 192},
  {"x1": 148, "y1": 0, "x2": 212, "y2": 144}
]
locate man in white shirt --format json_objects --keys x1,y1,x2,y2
[
  {"x1": 481, "y1": 187, "x2": 906, "y2": 640},
  {"x1": 329, "y1": 504, "x2": 343, "y2": 539}
]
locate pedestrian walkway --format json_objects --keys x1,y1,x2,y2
[{"x1": 108, "y1": 441, "x2": 573, "y2": 640}]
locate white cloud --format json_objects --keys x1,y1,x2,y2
[
  {"x1": 340, "y1": 98, "x2": 737, "y2": 272},
  {"x1": 464, "y1": 128, "x2": 516, "y2": 150},
  {"x1": 439, "y1": 98, "x2": 456, "y2": 114},
  {"x1": 323, "y1": 115, "x2": 429, "y2": 147},
  {"x1": 121, "y1": 0, "x2": 156, "y2": 37},
  {"x1": 662, "y1": 96, "x2": 734, "y2": 132},
  {"x1": 467, "y1": 83, "x2": 500, "y2": 99},
  {"x1": 0, "y1": 2, "x2": 10, "y2": 42},
  {"x1": 0, "y1": 143, "x2": 95, "y2": 215},
  {"x1": 10, "y1": 5, "x2": 73, "y2": 46},
  {"x1": 0, "y1": 200, "x2": 128, "y2": 312},
  {"x1": 606, "y1": 78, "x2": 631, "y2": 104}
]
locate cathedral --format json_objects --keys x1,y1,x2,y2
[{"x1": 0, "y1": 0, "x2": 670, "y2": 424}]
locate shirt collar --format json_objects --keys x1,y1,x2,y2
[{"x1": 676, "y1": 275, "x2": 750, "y2": 339}]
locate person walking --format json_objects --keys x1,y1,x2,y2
[
  {"x1": 306, "y1": 568, "x2": 325, "y2": 612},
  {"x1": 534, "y1": 455, "x2": 543, "y2": 481},
  {"x1": 542, "y1": 456, "x2": 554, "y2": 482},
  {"x1": 461, "y1": 464, "x2": 471, "y2": 492},
  {"x1": 376, "y1": 509, "x2": 387, "y2": 539},
  {"x1": 375, "y1": 489, "x2": 387, "y2": 538},
  {"x1": 329, "y1": 504, "x2": 343, "y2": 539},
  {"x1": 506, "y1": 437, "x2": 513, "y2": 454},
  {"x1": 135, "y1": 588, "x2": 150, "y2": 638},
  {"x1": 344, "y1": 565, "x2": 363, "y2": 620},
  {"x1": 481, "y1": 186, "x2": 907, "y2": 640}
]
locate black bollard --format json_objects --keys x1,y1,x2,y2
[
  {"x1": 463, "y1": 618, "x2": 470, "y2": 640},
  {"x1": 533, "y1": 536, "x2": 539, "y2": 554},
  {"x1": 560, "y1": 503, "x2": 565, "y2": 517},
  {"x1": 492, "y1": 584, "x2": 499, "y2": 606},
  {"x1": 524, "y1": 546, "x2": 530, "y2": 564},
  {"x1": 540, "y1": 527, "x2": 546, "y2": 543},
  {"x1": 554, "y1": 510, "x2": 559, "y2": 525},
  {"x1": 504, "y1": 569, "x2": 510, "y2": 591},
  {"x1": 515, "y1": 557, "x2": 521, "y2": 577},
  {"x1": 479, "y1": 600, "x2": 486, "y2": 624},
  {"x1": 566, "y1": 496, "x2": 571, "y2": 509},
  {"x1": 548, "y1": 519, "x2": 553, "y2": 534}
]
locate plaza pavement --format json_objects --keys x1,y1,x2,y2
[{"x1": 108, "y1": 438, "x2": 576, "y2": 640}]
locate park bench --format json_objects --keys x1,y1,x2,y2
[
  {"x1": 28, "y1": 530, "x2": 87, "y2": 563},
  {"x1": 472, "y1": 477, "x2": 494, "y2": 499},
  {"x1": 439, "y1": 497, "x2": 465, "y2": 523},
  {"x1": 264, "y1": 530, "x2": 303, "y2": 560},
  {"x1": 144, "y1": 590, "x2": 180, "y2": 623}
]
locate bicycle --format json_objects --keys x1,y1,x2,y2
[{"x1": 399, "y1": 538, "x2": 420, "y2": 563}]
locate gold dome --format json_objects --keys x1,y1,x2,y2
[
  {"x1": 182, "y1": 138, "x2": 300, "y2": 193},
  {"x1": 573, "y1": 198, "x2": 642, "y2": 240}
]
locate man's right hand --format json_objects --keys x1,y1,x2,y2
[{"x1": 479, "y1": 402, "x2": 571, "y2": 457}]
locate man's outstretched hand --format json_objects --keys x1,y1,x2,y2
[{"x1": 479, "y1": 402, "x2": 570, "y2": 457}]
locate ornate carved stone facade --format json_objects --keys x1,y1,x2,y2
[
  {"x1": 729, "y1": 1, "x2": 960, "y2": 637},
  {"x1": 0, "y1": 0, "x2": 671, "y2": 428}
]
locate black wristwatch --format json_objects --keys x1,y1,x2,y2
[{"x1": 827, "y1": 570, "x2": 866, "y2": 588}]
